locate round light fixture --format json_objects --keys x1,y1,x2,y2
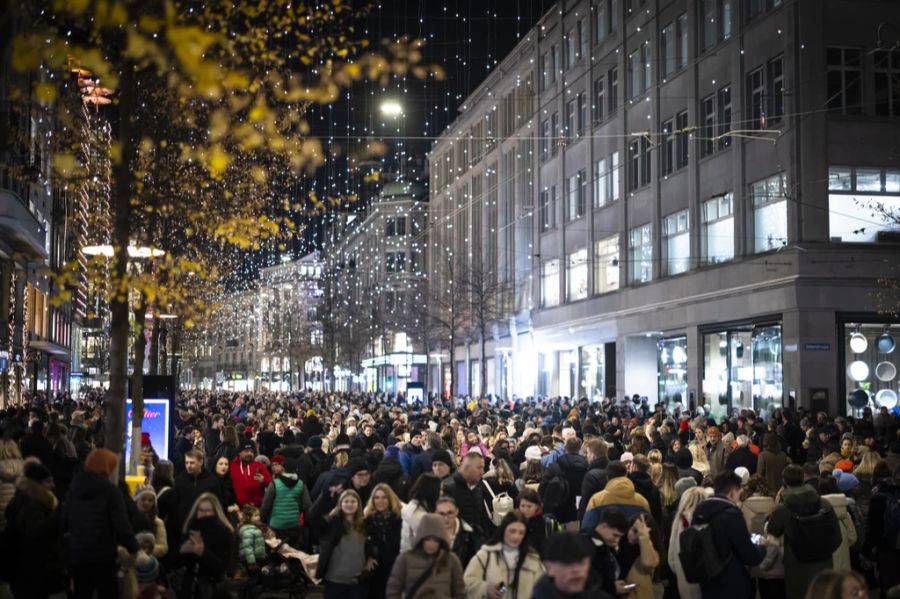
[
  {"x1": 875, "y1": 361, "x2": 897, "y2": 382},
  {"x1": 672, "y1": 346, "x2": 687, "y2": 364},
  {"x1": 847, "y1": 360, "x2": 870, "y2": 381},
  {"x1": 848, "y1": 389, "x2": 869, "y2": 408},
  {"x1": 849, "y1": 332, "x2": 868, "y2": 353},
  {"x1": 877, "y1": 331, "x2": 896, "y2": 354},
  {"x1": 875, "y1": 389, "x2": 898, "y2": 409}
]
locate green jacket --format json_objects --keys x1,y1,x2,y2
[
  {"x1": 238, "y1": 523, "x2": 266, "y2": 566},
  {"x1": 269, "y1": 478, "x2": 304, "y2": 530},
  {"x1": 767, "y1": 485, "x2": 841, "y2": 599}
]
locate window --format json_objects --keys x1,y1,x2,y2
[
  {"x1": 579, "y1": 19, "x2": 588, "y2": 59},
  {"x1": 676, "y1": 111, "x2": 689, "y2": 169},
  {"x1": 594, "y1": 157, "x2": 608, "y2": 206},
  {"x1": 593, "y1": 76, "x2": 605, "y2": 124},
  {"x1": 541, "y1": 52, "x2": 552, "y2": 90},
  {"x1": 700, "y1": 95, "x2": 716, "y2": 158},
  {"x1": 640, "y1": 136, "x2": 651, "y2": 186},
  {"x1": 628, "y1": 41, "x2": 651, "y2": 98},
  {"x1": 540, "y1": 185, "x2": 558, "y2": 231},
  {"x1": 611, "y1": 151, "x2": 620, "y2": 201},
  {"x1": 661, "y1": 118, "x2": 675, "y2": 175},
  {"x1": 661, "y1": 23, "x2": 675, "y2": 77},
  {"x1": 566, "y1": 99, "x2": 577, "y2": 137},
  {"x1": 540, "y1": 119, "x2": 550, "y2": 161},
  {"x1": 748, "y1": 57, "x2": 784, "y2": 128},
  {"x1": 629, "y1": 224, "x2": 653, "y2": 283},
  {"x1": 385, "y1": 252, "x2": 406, "y2": 272},
  {"x1": 629, "y1": 141, "x2": 640, "y2": 191},
  {"x1": 828, "y1": 166, "x2": 900, "y2": 242},
  {"x1": 748, "y1": 67, "x2": 765, "y2": 128},
  {"x1": 751, "y1": 173, "x2": 788, "y2": 252},
  {"x1": 552, "y1": 44, "x2": 560, "y2": 79},
  {"x1": 749, "y1": 0, "x2": 782, "y2": 19},
  {"x1": 874, "y1": 48, "x2": 900, "y2": 117},
  {"x1": 541, "y1": 259, "x2": 560, "y2": 307},
  {"x1": 717, "y1": 86, "x2": 732, "y2": 149},
  {"x1": 565, "y1": 28, "x2": 578, "y2": 68},
  {"x1": 578, "y1": 92, "x2": 587, "y2": 135},
  {"x1": 385, "y1": 217, "x2": 406, "y2": 237},
  {"x1": 608, "y1": 67, "x2": 618, "y2": 113},
  {"x1": 768, "y1": 56, "x2": 784, "y2": 121},
  {"x1": 663, "y1": 209, "x2": 690, "y2": 275},
  {"x1": 827, "y1": 48, "x2": 862, "y2": 114},
  {"x1": 551, "y1": 112, "x2": 560, "y2": 156},
  {"x1": 702, "y1": 193, "x2": 735, "y2": 263},
  {"x1": 595, "y1": 0, "x2": 608, "y2": 44},
  {"x1": 567, "y1": 249, "x2": 589, "y2": 301},
  {"x1": 594, "y1": 235, "x2": 620, "y2": 294},
  {"x1": 626, "y1": 0, "x2": 647, "y2": 17},
  {"x1": 700, "y1": 0, "x2": 732, "y2": 50},
  {"x1": 677, "y1": 14, "x2": 688, "y2": 68},
  {"x1": 566, "y1": 171, "x2": 586, "y2": 220}
]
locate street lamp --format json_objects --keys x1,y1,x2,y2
[{"x1": 380, "y1": 99, "x2": 403, "y2": 117}]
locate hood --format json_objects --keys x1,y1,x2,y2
[
  {"x1": 742, "y1": 496, "x2": 775, "y2": 515},
  {"x1": 782, "y1": 484, "x2": 821, "y2": 511},
  {"x1": 821, "y1": 493, "x2": 849, "y2": 511},
  {"x1": 16, "y1": 477, "x2": 58, "y2": 511},
  {"x1": 375, "y1": 457, "x2": 404, "y2": 481},
  {"x1": 603, "y1": 477, "x2": 638, "y2": 501},
  {"x1": 279, "y1": 473, "x2": 300, "y2": 488},
  {"x1": 402, "y1": 500, "x2": 426, "y2": 519},
  {"x1": 69, "y1": 470, "x2": 112, "y2": 500},
  {"x1": 694, "y1": 496, "x2": 739, "y2": 524},
  {"x1": 414, "y1": 513, "x2": 448, "y2": 545}
]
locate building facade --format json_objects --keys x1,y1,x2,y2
[
  {"x1": 428, "y1": 0, "x2": 900, "y2": 419},
  {"x1": 322, "y1": 181, "x2": 429, "y2": 393}
]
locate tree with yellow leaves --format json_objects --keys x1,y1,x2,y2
[{"x1": 6, "y1": 0, "x2": 443, "y2": 474}]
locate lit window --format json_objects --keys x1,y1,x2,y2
[
  {"x1": 751, "y1": 173, "x2": 788, "y2": 252},
  {"x1": 663, "y1": 210, "x2": 690, "y2": 275},
  {"x1": 701, "y1": 193, "x2": 734, "y2": 264},
  {"x1": 567, "y1": 249, "x2": 588, "y2": 301},
  {"x1": 629, "y1": 224, "x2": 653, "y2": 283}
]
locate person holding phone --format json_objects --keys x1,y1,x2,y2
[
  {"x1": 175, "y1": 492, "x2": 235, "y2": 597},
  {"x1": 462, "y1": 511, "x2": 544, "y2": 599},
  {"x1": 229, "y1": 441, "x2": 272, "y2": 507},
  {"x1": 618, "y1": 513, "x2": 661, "y2": 599}
]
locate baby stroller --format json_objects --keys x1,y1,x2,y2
[{"x1": 240, "y1": 539, "x2": 316, "y2": 599}]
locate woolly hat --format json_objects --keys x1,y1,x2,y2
[
  {"x1": 239, "y1": 441, "x2": 256, "y2": 453},
  {"x1": 307, "y1": 435, "x2": 323, "y2": 450},
  {"x1": 525, "y1": 445, "x2": 543, "y2": 462},
  {"x1": 620, "y1": 451, "x2": 635, "y2": 463},
  {"x1": 134, "y1": 551, "x2": 159, "y2": 584},
  {"x1": 271, "y1": 454, "x2": 285, "y2": 465},
  {"x1": 385, "y1": 445, "x2": 401, "y2": 459},
  {"x1": 674, "y1": 477, "x2": 697, "y2": 502},
  {"x1": 834, "y1": 459, "x2": 854, "y2": 473},
  {"x1": 674, "y1": 448, "x2": 694, "y2": 469},
  {"x1": 431, "y1": 449, "x2": 454, "y2": 469},
  {"x1": 140, "y1": 432, "x2": 152, "y2": 447},
  {"x1": 734, "y1": 466, "x2": 750, "y2": 485},
  {"x1": 23, "y1": 460, "x2": 53, "y2": 483},
  {"x1": 255, "y1": 455, "x2": 270, "y2": 468},
  {"x1": 542, "y1": 531, "x2": 595, "y2": 564},
  {"x1": 84, "y1": 448, "x2": 118, "y2": 477},
  {"x1": 833, "y1": 469, "x2": 860, "y2": 492},
  {"x1": 347, "y1": 458, "x2": 370, "y2": 478},
  {"x1": 133, "y1": 486, "x2": 157, "y2": 503},
  {"x1": 334, "y1": 433, "x2": 351, "y2": 448}
]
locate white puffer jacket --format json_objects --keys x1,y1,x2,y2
[{"x1": 821, "y1": 493, "x2": 857, "y2": 572}]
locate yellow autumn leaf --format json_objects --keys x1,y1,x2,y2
[
  {"x1": 34, "y1": 82, "x2": 57, "y2": 104},
  {"x1": 53, "y1": 153, "x2": 78, "y2": 175},
  {"x1": 207, "y1": 145, "x2": 230, "y2": 178}
]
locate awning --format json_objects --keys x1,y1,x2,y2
[{"x1": 28, "y1": 340, "x2": 71, "y2": 358}]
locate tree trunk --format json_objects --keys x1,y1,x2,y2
[
  {"x1": 103, "y1": 66, "x2": 136, "y2": 469},
  {"x1": 129, "y1": 302, "x2": 147, "y2": 476},
  {"x1": 159, "y1": 325, "x2": 168, "y2": 376},
  {"x1": 448, "y1": 332, "x2": 456, "y2": 398},
  {"x1": 149, "y1": 311, "x2": 160, "y2": 375},
  {"x1": 480, "y1": 327, "x2": 487, "y2": 399}
]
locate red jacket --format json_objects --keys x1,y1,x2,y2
[{"x1": 229, "y1": 457, "x2": 272, "y2": 506}]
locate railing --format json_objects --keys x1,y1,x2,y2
[{"x1": 0, "y1": 165, "x2": 31, "y2": 208}]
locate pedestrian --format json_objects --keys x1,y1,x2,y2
[
  {"x1": 758, "y1": 433, "x2": 790, "y2": 496},
  {"x1": 309, "y1": 487, "x2": 372, "y2": 599},
  {"x1": 174, "y1": 492, "x2": 235, "y2": 597},
  {"x1": 364, "y1": 483, "x2": 404, "y2": 599},
  {"x1": 402, "y1": 473, "x2": 442, "y2": 551},
  {"x1": 0, "y1": 438, "x2": 24, "y2": 533},
  {"x1": 385, "y1": 513, "x2": 466, "y2": 599},
  {"x1": 531, "y1": 531, "x2": 612, "y2": 599},
  {"x1": 134, "y1": 487, "x2": 169, "y2": 559},
  {"x1": 229, "y1": 441, "x2": 272, "y2": 507},
  {"x1": 437, "y1": 496, "x2": 483, "y2": 569},
  {"x1": 618, "y1": 513, "x2": 660, "y2": 599},
  {"x1": 581, "y1": 507, "x2": 631, "y2": 596},
  {"x1": 667, "y1": 487, "x2": 708, "y2": 599},
  {"x1": 442, "y1": 453, "x2": 492, "y2": 536},
  {"x1": 260, "y1": 456, "x2": 309, "y2": 546},
  {"x1": 462, "y1": 511, "x2": 544, "y2": 599}
]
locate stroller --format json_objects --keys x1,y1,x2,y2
[{"x1": 240, "y1": 539, "x2": 317, "y2": 599}]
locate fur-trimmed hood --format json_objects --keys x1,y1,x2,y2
[{"x1": 16, "y1": 477, "x2": 58, "y2": 511}]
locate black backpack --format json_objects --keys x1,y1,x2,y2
[
  {"x1": 679, "y1": 520, "x2": 731, "y2": 583},
  {"x1": 880, "y1": 488, "x2": 900, "y2": 550},
  {"x1": 786, "y1": 501, "x2": 841, "y2": 563}
]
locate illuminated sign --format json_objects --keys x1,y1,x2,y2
[{"x1": 125, "y1": 398, "x2": 171, "y2": 463}]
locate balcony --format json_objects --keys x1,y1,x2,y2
[{"x1": 0, "y1": 168, "x2": 47, "y2": 260}]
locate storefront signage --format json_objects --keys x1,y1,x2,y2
[
  {"x1": 784, "y1": 344, "x2": 798, "y2": 353},
  {"x1": 125, "y1": 398, "x2": 171, "y2": 464},
  {"x1": 804, "y1": 343, "x2": 831, "y2": 351}
]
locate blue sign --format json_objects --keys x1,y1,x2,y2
[
  {"x1": 804, "y1": 343, "x2": 832, "y2": 351},
  {"x1": 125, "y1": 398, "x2": 171, "y2": 464}
]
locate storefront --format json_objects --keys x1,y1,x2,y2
[
  {"x1": 658, "y1": 336, "x2": 688, "y2": 408},
  {"x1": 580, "y1": 343, "x2": 615, "y2": 402},
  {"x1": 361, "y1": 353, "x2": 427, "y2": 394},
  {"x1": 702, "y1": 320, "x2": 783, "y2": 420},
  {"x1": 840, "y1": 318, "x2": 899, "y2": 415}
]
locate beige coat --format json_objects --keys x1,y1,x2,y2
[
  {"x1": 387, "y1": 513, "x2": 466, "y2": 599},
  {"x1": 821, "y1": 493, "x2": 857, "y2": 572},
  {"x1": 688, "y1": 442, "x2": 710, "y2": 474},
  {"x1": 624, "y1": 531, "x2": 660, "y2": 599},
  {"x1": 741, "y1": 495, "x2": 776, "y2": 536},
  {"x1": 463, "y1": 543, "x2": 543, "y2": 599}
]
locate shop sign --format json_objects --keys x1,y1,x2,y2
[
  {"x1": 804, "y1": 343, "x2": 831, "y2": 351},
  {"x1": 784, "y1": 344, "x2": 798, "y2": 353}
]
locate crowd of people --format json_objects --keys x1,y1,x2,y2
[{"x1": 0, "y1": 388, "x2": 899, "y2": 599}]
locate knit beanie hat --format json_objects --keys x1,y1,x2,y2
[
  {"x1": 23, "y1": 460, "x2": 53, "y2": 483},
  {"x1": 84, "y1": 448, "x2": 119, "y2": 477},
  {"x1": 734, "y1": 466, "x2": 750, "y2": 485},
  {"x1": 347, "y1": 458, "x2": 369, "y2": 478},
  {"x1": 307, "y1": 435, "x2": 323, "y2": 450},
  {"x1": 834, "y1": 459, "x2": 854, "y2": 473},
  {"x1": 134, "y1": 551, "x2": 159, "y2": 584},
  {"x1": 431, "y1": 449, "x2": 454, "y2": 470},
  {"x1": 674, "y1": 477, "x2": 697, "y2": 502},
  {"x1": 525, "y1": 445, "x2": 543, "y2": 462},
  {"x1": 833, "y1": 469, "x2": 860, "y2": 492},
  {"x1": 385, "y1": 445, "x2": 401, "y2": 459}
]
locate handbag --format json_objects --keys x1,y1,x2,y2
[{"x1": 483, "y1": 480, "x2": 513, "y2": 526}]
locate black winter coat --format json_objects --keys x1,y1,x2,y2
[
  {"x1": 365, "y1": 512, "x2": 402, "y2": 599},
  {"x1": 175, "y1": 515, "x2": 235, "y2": 581},
  {"x1": 63, "y1": 471, "x2": 137, "y2": 565},
  {"x1": 548, "y1": 453, "x2": 587, "y2": 524},
  {"x1": 691, "y1": 497, "x2": 765, "y2": 599},
  {"x1": 374, "y1": 456, "x2": 411, "y2": 502},
  {"x1": 725, "y1": 447, "x2": 758, "y2": 473},
  {"x1": 578, "y1": 458, "x2": 609, "y2": 520},
  {"x1": 628, "y1": 471, "x2": 662, "y2": 525},
  {"x1": 171, "y1": 470, "x2": 224, "y2": 542},
  {"x1": 442, "y1": 472, "x2": 491, "y2": 536},
  {"x1": 3, "y1": 479, "x2": 66, "y2": 596},
  {"x1": 308, "y1": 491, "x2": 373, "y2": 580}
]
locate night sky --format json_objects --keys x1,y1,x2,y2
[{"x1": 242, "y1": 0, "x2": 554, "y2": 279}]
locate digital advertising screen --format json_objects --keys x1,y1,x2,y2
[{"x1": 125, "y1": 398, "x2": 172, "y2": 464}]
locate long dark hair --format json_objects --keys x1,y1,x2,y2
[
  {"x1": 486, "y1": 511, "x2": 536, "y2": 591},
  {"x1": 408, "y1": 473, "x2": 442, "y2": 513}
]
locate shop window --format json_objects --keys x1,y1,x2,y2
[
  {"x1": 663, "y1": 210, "x2": 690, "y2": 275},
  {"x1": 659, "y1": 337, "x2": 688, "y2": 408},
  {"x1": 751, "y1": 172, "x2": 788, "y2": 252},
  {"x1": 702, "y1": 193, "x2": 734, "y2": 264},
  {"x1": 541, "y1": 259, "x2": 560, "y2": 307},
  {"x1": 702, "y1": 323, "x2": 783, "y2": 421},
  {"x1": 567, "y1": 248, "x2": 589, "y2": 301},
  {"x1": 843, "y1": 322, "x2": 898, "y2": 414},
  {"x1": 629, "y1": 224, "x2": 653, "y2": 283},
  {"x1": 580, "y1": 345, "x2": 607, "y2": 402},
  {"x1": 594, "y1": 235, "x2": 620, "y2": 294}
]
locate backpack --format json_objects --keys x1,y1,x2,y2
[
  {"x1": 483, "y1": 480, "x2": 514, "y2": 526},
  {"x1": 543, "y1": 513, "x2": 563, "y2": 538},
  {"x1": 679, "y1": 522, "x2": 731, "y2": 583},
  {"x1": 538, "y1": 473, "x2": 569, "y2": 518},
  {"x1": 881, "y1": 488, "x2": 900, "y2": 550},
  {"x1": 786, "y1": 501, "x2": 841, "y2": 563}
]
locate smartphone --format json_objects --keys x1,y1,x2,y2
[
  {"x1": 497, "y1": 584, "x2": 506, "y2": 594},
  {"x1": 621, "y1": 583, "x2": 637, "y2": 591},
  {"x1": 751, "y1": 533, "x2": 763, "y2": 545}
]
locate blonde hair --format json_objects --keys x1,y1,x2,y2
[
  {"x1": 364, "y1": 483, "x2": 403, "y2": 519},
  {"x1": 0, "y1": 439, "x2": 22, "y2": 461},
  {"x1": 670, "y1": 487, "x2": 708, "y2": 550},
  {"x1": 492, "y1": 459, "x2": 516, "y2": 486},
  {"x1": 333, "y1": 451, "x2": 349, "y2": 469},
  {"x1": 330, "y1": 489, "x2": 365, "y2": 535},
  {"x1": 658, "y1": 463, "x2": 679, "y2": 508},
  {"x1": 647, "y1": 448, "x2": 663, "y2": 464},
  {"x1": 854, "y1": 450, "x2": 883, "y2": 478},
  {"x1": 183, "y1": 492, "x2": 234, "y2": 535}
]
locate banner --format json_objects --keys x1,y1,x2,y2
[{"x1": 125, "y1": 398, "x2": 171, "y2": 464}]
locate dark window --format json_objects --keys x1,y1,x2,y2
[
  {"x1": 874, "y1": 48, "x2": 900, "y2": 117},
  {"x1": 718, "y1": 86, "x2": 732, "y2": 149},
  {"x1": 768, "y1": 56, "x2": 784, "y2": 121},
  {"x1": 551, "y1": 112, "x2": 560, "y2": 155},
  {"x1": 677, "y1": 14, "x2": 688, "y2": 68},
  {"x1": 661, "y1": 118, "x2": 675, "y2": 175},
  {"x1": 700, "y1": 94, "x2": 715, "y2": 158},
  {"x1": 608, "y1": 67, "x2": 619, "y2": 113},
  {"x1": 826, "y1": 47, "x2": 862, "y2": 114},
  {"x1": 661, "y1": 23, "x2": 675, "y2": 77},
  {"x1": 676, "y1": 111, "x2": 689, "y2": 168},
  {"x1": 629, "y1": 140, "x2": 640, "y2": 191},
  {"x1": 578, "y1": 92, "x2": 587, "y2": 134},
  {"x1": 748, "y1": 66, "x2": 765, "y2": 128},
  {"x1": 593, "y1": 76, "x2": 606, "y2": 124},
  {"x1": 640, "y1": 136, "x2": 651, "y2": 186}
]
